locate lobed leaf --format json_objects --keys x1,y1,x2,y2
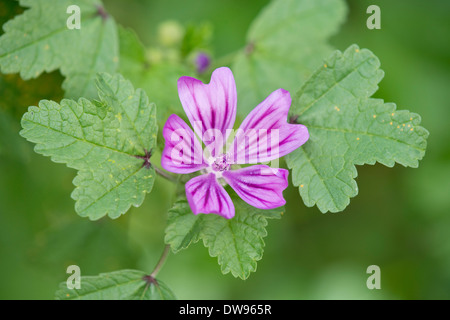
[
  {"x1": 165, "y1": 197, "x2": 283, "y2": 279},
  {"x1": 286, "y1": 45, "x2": 429, "y2": 213},
  {"x1": 20, "y1": 73, "x2": 157, "y2": 220},
  {"x1": 55, "y1": 269, "x2": 176, "y2": 300},
  {"x1": 0, "y1": 0, "x2": 118, "y2": 99},
  {"x1": 232, "y1": 0, "x2": 347, "y2": 117}
]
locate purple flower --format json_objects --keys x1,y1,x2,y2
[
  {"x1": 161, "y1": 67, "x2": 309, "y2": 219},
  {"x1": 195, "y1": 52, "x2": 211, "y2": 74}
]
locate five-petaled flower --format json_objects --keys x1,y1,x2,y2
[{"x1": 161, "y1": 67, "x2": 309, "y2": 219}]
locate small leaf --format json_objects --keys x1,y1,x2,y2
[
  {"x1": 286, "y1": 45, "x2": 429, "y2": 213},
  {"x1": 180, "y1": 22, "x2": 213, "y2": 58},
  {"x1": 201, "y1": 202, "x2": 283, "y2": 280},
  {"x1": 232, "y1": 0, "x2": 347, "y2": 117},
  {"x1": 20, "y1": 73, "x2": 157, "y2": 220},
  {"x1": 55, "y1": 269, "x2": 176, "y2": 300},
  {"x1": 165, "y1": 197, "x2": 283, "y2": 279},
  {"x1": 0, "y1": 0, "x2": 118, "y2": 99},
  {"x1": 165, "y1": 200, "x2": 204, "y2": 253}
]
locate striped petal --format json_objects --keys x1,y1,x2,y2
[
  {"x1": 161, "y1": 114, "x2": 207, "y2": 174},
  {"x1": 229, "y1": 89, "x2": 309, "y2": 164},
  {"x1": 178, "y1": 67, "x2": 237, "y2": 157},
  {"x1": 185, "y1": 173, "x2": 235, "y2": 219},
  {"x1": 223, "y1": 165, "x2": 288, "y2": 210}
]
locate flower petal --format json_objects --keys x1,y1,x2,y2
[
  {"x1": 229, "y1": 89, "x2": 309, "y2": 164},
  {"x1": 185, "y1": 173, "x2": 235, "y2": 219},
  {"x1": 178, "y1": 67, "x2": 237, "y2": 155},
  {"x1": 223, "y1": 165, "x2": 288, "y2": 210},
  {"x1": 161, "y1": 114, "x2": 207, "y2": 174}
]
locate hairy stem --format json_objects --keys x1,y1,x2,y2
[
  {"x1": 150, "y1": 244, "x2": 171, "y2": 278},
  {"x1": 154, "y1": 166, "x2": 178, "y2": 183}
]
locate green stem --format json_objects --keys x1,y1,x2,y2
[
  {"x1": 150, "y1": 244, "x2": 171, "y2": 278},
  {"x1": 154, "y1": 166, "x2": 178, "y2": 183}
]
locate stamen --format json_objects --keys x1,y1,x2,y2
[{"x1": 211, "y1": 154, "x2": 230, "y2": 172}]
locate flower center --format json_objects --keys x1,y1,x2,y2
[{"x1": 211, "y1": 153, "x2": 230, "y2": 172}]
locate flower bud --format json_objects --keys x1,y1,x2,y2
[
  {"x1": 157, "y1": 20, "x2": 184, "y2": 47},
  {"x1": 195, "y1": 52, "x2": 211, "y2": 74}
]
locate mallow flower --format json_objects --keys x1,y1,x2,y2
[{"x1": 161, "y1": 67, "x2": 309, "y2": 219}]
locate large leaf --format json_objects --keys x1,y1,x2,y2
[
  {"x1": 232, "y1": 0, "x2": 347, "y2": 117},
  {"x1": 286, "y1": 45, "x2": 429, "y2": 213},
  {"x1": 55, "y1": 269, "x2": 176, "y2": 300},
  {"x1": 0, "y1": 0, "x2": 118, "y2": 99},
  {"x1": 20, "y1": 73, "x2": 157, "y2": 220},
  {"x1": 165, "y1": 198, "x2": 283, "y2": 280}
]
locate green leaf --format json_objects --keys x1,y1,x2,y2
[
  {"x1": 165, "y1": 200, "x2": 204, "y2": 253},
  {"x1": 165, "y1": 197, "x2": 283, "y2": 279},
  {"x1": 0, "y1": 0, "x2": 118, "y2": 99},
  {"x1": 201, "y1": 203, "x2": 283, "y2": 280},
  {"x1": 118, "y1": 26, "x2": 195, "y2": 126},
  {"x1": 20, "y1": 73, "x2": 157, "y2": 220},
  {"x1": 117, "y1": 26, "x2": 146, "y2": 78},
  {"x1": 286, "y1": 45, "x2": 429, "y2": 213},
  {"x1": 232, "y1": 0, "x2": 347, "y2": 117},
  {"x1": 55, "y1": 269, "x2": 176, "y2": 300},
  {"x1": 180, "y1": 22, "x2": 213, "y2": 58}
]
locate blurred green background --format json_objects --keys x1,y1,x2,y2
[{"x1": 1, "y1": 0, "x2": 450, "y2": 299}]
